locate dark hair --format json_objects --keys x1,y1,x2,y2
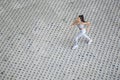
[{"x1": 79, "y1": 15, "x2": 85, "y2": 22}]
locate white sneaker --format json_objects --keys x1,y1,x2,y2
[
  {"x1": 72, "y1": 45, "x2": 78, "y2": 49},
  {"x1": 88, "y1": 40, "x2": 92, "y2": 44}
]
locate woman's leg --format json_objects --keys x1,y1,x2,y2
[
  {"x1": 74, "y1": 33, "x2": 83, "y2": 45},
  {"x1": 83, "y1": 34, "x2": 92, "y2": 44},
  {"x1": 72, "y1": 32, "x2": 83, "y2": 49}
]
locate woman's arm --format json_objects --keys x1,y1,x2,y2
[
  {"x1": 70, "y1": 20, "x2": 79, "y2": 28},
  {"x1": 83, "y1": 22, "x2": 91, "y2": 32},
  {"x1": 83, "y1": 22, "x2": 91, "y2": 26},
  {"x1": 86, "y1": 26, "x2": 90, "y2": 32}
]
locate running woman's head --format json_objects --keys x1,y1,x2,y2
[{"x1": 79, "y1": 15, "x2": 85, "y2": 22}]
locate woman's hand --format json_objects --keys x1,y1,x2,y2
[
  {"x1": 69, "y1": 25, "x2": 74, "y2": 29},
  {"x1": 86, "y1": 22, "x2": 91, "y2": 26},
  {"x1": 86, "y1": 27, "x2": 90, "y2": 32}
]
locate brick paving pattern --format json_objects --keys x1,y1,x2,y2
[{"x1": 0, "y1": 0, "x2": 120, "y2": 80}]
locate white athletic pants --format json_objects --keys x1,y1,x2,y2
[{"x1": 74, "y1": 29, "x2": 91, "y2": 45}]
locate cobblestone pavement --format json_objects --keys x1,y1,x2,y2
[{"x1": 0, "y1": 0, "x2": 120, "y2": 80}]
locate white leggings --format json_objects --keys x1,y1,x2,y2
[{"x1": 74, "y1": 29, "x2": 91, "y2": 45}]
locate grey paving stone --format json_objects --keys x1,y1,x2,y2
[{"x1": 0, "y1": 0, "x2": 120, "y2": 80}]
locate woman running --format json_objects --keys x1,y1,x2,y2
[{"x1": 70, "y1": 15, "x2": 92, "y2": 49}]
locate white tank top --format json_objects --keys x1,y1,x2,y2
[{"x1": 77, "y1": 24, "x2": 85, "y2": 30}]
